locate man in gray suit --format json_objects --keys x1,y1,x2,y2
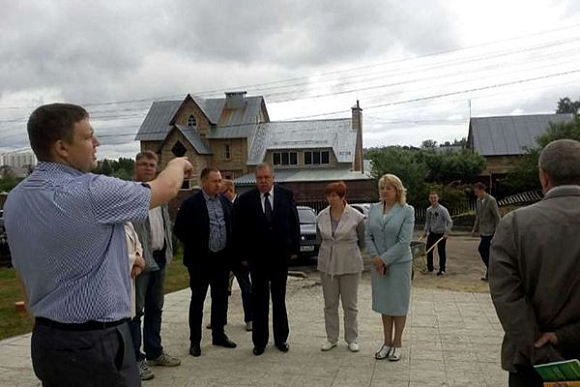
[
  {"x1": 489, "y1": 139, "x2": 580, "y2": 387},
  {"x1": 471, "y1": 182, "x2": 501, "y2": 281}
]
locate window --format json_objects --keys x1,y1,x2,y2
[
  {"x1": 272, "y1": 151, "x2": 298, "y2": 166},
  {"x1": 223, "y1": 144, "x2": 231, "y2": 160},
  {"x1": 171, "y1": 141, "x2": 187, "y2": 157},
  {"x1": 188, "y1": 115, "x2": 197, "y2": 127},
  {"x1": 304, "y1": 151, "x2": 330, "y2": 165}
]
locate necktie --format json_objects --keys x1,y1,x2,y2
[{"x1": 264, "y1": 192, "x2": 273, "y2": 223}]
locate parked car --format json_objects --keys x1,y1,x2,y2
[
  {"x1": 297, "y1": 206, "x2": 319, "y2": 258},
  {"x1": 350, "y1": 203, "x2": 371, "y2": 218}
]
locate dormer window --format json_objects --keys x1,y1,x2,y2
[
  {"x1": 188, "y1": 115, "x2": 197, "y2": 127},
  {"x1": 172, "y1": 141, "x2": 187, "y2": 157}
]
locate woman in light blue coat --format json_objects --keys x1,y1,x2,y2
[{"x1": 366, "y1": 174, "x2": 415, "y2": 361}]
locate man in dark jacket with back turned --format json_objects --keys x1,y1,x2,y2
[
  {"x1": 174, "y1": 167, "x2": 236, "y2": 358},
  {"x1": 233, "y1": 163, "x2": 300, "y2": 356}
]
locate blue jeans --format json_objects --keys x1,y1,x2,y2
[{"x1": 129, "y1": 267, "x2": 165, "y2": 361}]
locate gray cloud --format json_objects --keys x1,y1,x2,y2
[{"x1": 160, "y1": 0, "x2": 459, "y2": 67}]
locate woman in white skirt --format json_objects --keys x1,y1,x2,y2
[{"x1": 316, "y1": 181, "x2": 366, "y2": 352}]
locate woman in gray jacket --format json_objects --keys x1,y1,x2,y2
[{"x1": 316, "y1": 182, "x2": 366, "y2": 353}]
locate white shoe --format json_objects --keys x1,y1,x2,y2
[
  {"x1": 138, "y1": 360, "x2": 154, "y2": 380},
  {"x1": 388, "y1": 347, "x2": 402, "y2": 361},
  {"x1": 347, "y1": 342, "x2": 360, "y2": 352},
  {"x1": 321, "y1": 341, "x2": 337, "y2": 351},
  {"x1": 374, "y1": 344, "x2": 391, "y2": 360}
]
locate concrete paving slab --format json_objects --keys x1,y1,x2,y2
[{"x1": 0, "y1": 275, "x2": 507, "y2": 386}]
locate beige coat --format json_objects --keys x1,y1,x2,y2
[
  {"x1": 490, "y1": 185, "x2": 580, "y2": 372},
  {"x1": 124, "y1": 222, "x2": 143, "y2": 318},
  {"x1": 316, "y1": 205, "x2": 365, "y2": 276}
]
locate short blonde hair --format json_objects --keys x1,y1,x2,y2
[{"x1": 378, "y1": 174, "x2": 407, "y2": 205}]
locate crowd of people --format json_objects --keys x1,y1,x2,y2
[{"x1": 3, "y1": 103, "x2": 579, "y2": 387}]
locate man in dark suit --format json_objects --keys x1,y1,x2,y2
[
  {"x1": 174, "y1": 167, "x2": 237, "y2": 357},
  {"x1": 234, "y1": 163, "x2": 300, "y2": 356}
]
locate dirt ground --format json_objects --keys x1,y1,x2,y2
[
  {"x1": 409, "y1": 230, "x2": 491, "y2": 293},
  {"x1": 293, "y1": 230, "x2": 491, "y2": 294}
]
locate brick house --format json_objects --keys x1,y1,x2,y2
[{"x1": 135, "y1": 92, "x2": 373, "y2": 212}]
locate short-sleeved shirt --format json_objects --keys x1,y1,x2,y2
[{"x1": 4, "y1": 162, "x2": 151, "y2": 323}]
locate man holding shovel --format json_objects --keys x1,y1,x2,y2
[{"x1": 423, "y1": 191, "x2": 453, "y2": 275}]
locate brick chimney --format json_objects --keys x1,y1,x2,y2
[
  {"x1": 352, "y1": 100, "x2": 363, "y2": 172},
  {"x1": 224, "y1": 91, "x2": 247, "y2": 109}
]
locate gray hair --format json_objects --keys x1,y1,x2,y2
[
  {"x1": 255, "y1": 162, "x2": 274, "y2": 175},
  {"x1": 539, "y1": 139, "x2": 580, "y2": 186}
]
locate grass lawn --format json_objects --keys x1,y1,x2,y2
[{"x1": 0, "y1": 253, "x2": 190, "y2": 341}]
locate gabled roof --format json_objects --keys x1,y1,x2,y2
[
  {"x1": 247, "y1": 119, "x2": 355, "y2": 165},
  {"x1": 174, "y1": 125, "x2": 212, "y2": 155},
  {"x1": 135, "y1": 101, "x2": 181, "y2": 141},
  {"x1": 234, "y1": 168, "x2": 371, "y2": 186},
  {"x1": 135, "y1": 94, "x2": 266, "y2": 141},
  {"x1": 468, "y1": 113, "x2": 574, "y2": 156}
]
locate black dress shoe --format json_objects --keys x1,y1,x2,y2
[
  {"x1": 212, "y1": 335, "x2": 237, "y2": 348},
  {"x1": 253, "y1": 346, "x2": 265, "y2": 356},
  {"x1": 275, "y1": 342, "x2": 289, "y2": 352},
  {"x1": 189, "y1": 344, "x2": 201, "y2": 357}
]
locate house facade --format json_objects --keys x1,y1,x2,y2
[
  {"x1": 135, "y1": 92, "x2": 373, "y2": 212},
  {"x1": 467, "y1": 113, "x2": 574, "y2": 191}
]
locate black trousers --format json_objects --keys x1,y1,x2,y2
[
  {"x1": 187, "y1": 250, "x2": 230, "y2": 345},
  {"x1": 31, "y1": 321, "x2": 140, "y2": 387},
  {"x1": 478, "y1": 235, "x2": 493, "y2": 269},
  {"x1": 426, "y1": 232, "x2": 447, "y2": 272},
  {"x1": 251, "y1": 259, "x2": 289, "y2": 349},
  {"x1": 509, "y1": 366, "x2": 544, "y2": 387},
  {"x1": 231, "y1": 260, "x2": 253, "y2": 323}
]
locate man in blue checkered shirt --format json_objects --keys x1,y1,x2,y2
[{"x1": 4, "y1": 103, "x2": 192, "y2": 387}]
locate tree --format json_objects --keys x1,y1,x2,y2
[
  {"x1": 367, "y1": 147, "x2": 428, "y2": 205},
  {"x1": 93, "y1": 158, "x2": 135, "y2": 180},
  {"x1": 420, "y1": 150, "x2": 486, "y2": 184},
  {"x1": 0, "y1": 175, "x2": 23, "y2": 192},
  {"x1": 421, "y1": 139, "x2": 438, "y2": 149},
  {"x1": 367, "y1": 144, "x2": 486, "y2": 213},
  {"x1": 556, "y1": 97, "x2": 580, "y2": 115}
]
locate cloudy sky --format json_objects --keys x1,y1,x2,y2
[{"x1": 1, "y1": 0, "x2": 580, "y2": 159}]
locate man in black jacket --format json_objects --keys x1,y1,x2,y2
[
  {"x1": 234, "y1": 163, "x2": 300, "y2": 356},
  {"x1": 174, "y1": 167, "x2": 236, "y2": 357}
]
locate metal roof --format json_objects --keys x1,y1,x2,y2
[
  {"x1": 135, "y1": 101, "x2": 181, "y2": 141},
  {"x1": 135, "y1": 95, "x2": 265, "y2": 141},
  {"x1": 247, "y1": 119, "x2": 355, "y2": 165},
  {"x1": 469, "y1": 114, "x2": 574, "y2": 156},
  {"x1": 234, "y1": 168, "x2": 371, "y2": 186},
  {"x1": 174, "y1": 125, "x2": 212, "y2": 155}
]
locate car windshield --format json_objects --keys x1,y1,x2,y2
[{"x1": 298, "y1": 208, "x2": 316, "y2": 224}]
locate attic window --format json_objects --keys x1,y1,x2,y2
[
  {"x1": 188, "y1": 115, "x2": 197, "y2": 127},
  {"x1": 172, "y1": 141, "x2": 187, "y2": 157}
]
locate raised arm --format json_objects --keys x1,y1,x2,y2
[{"x1": 148, "y1": 158, "x2": 193, "y2": 209}]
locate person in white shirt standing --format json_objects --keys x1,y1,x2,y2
[{"x1": 423, "y1": 192, "x2": 453, "y2": 276}]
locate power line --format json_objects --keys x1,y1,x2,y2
[{"x1": 1, "y1": 22, "x2": 580, "y2": 113}]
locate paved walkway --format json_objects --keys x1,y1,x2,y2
[{"x1": 0, "y1": 275, "x2": 507, "y2": 387}]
